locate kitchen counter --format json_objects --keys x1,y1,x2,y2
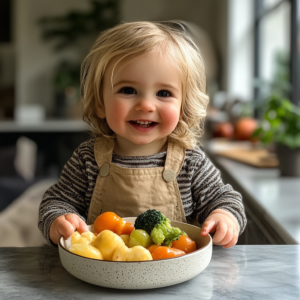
[
  {"x1": 0, "y1": 120, "x2": 89, "y2": 132},
  {"x1": 205, "y1": 140, "x2": 300, "y2": 245},
  {"x1": 0, "y1": 246, "x2": 299, "y2": 299}
]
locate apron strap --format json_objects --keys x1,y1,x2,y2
[
  {"x1": 94, "y1": 137, "x2": 114, "y2": 176},
  {"x1": 164, "y1": 139, "x2": 186, "y2": 180}
]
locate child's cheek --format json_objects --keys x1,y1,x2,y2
[
  {"x1": 114, "y1": 102, "x2": 128, "y2": 121},
  {"x1": 161, "y1": 105, "x2": 181, "y2": 132},
  {"x1": 106, "y1": 100, "x2": 129, "y2": 131}
]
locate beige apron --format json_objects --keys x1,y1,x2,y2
[{"x1": 87, "y1": 137, "x2": 187, "y2": 225}]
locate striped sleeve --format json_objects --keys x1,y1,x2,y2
[
  {"x1": 189, "y1": 148, "x2": 247, "y2": 234},
  {"x1": 38, "y1": 139, "x2": 96, "y2": 244}
]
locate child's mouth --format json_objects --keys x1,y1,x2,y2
[
  {"x1": 129, "y1": 121, "x2": 157, "y2": 128},
  {"x1": 129, "y1": 120, "x2": 158, "y2": 132}
]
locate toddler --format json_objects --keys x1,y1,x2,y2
[{"x1": 39, "y1": 21, "x2": 246, "y2": 248}]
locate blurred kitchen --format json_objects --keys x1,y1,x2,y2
[{"x1": 0, "y1": 0, "x2": 299, "y2": 247}]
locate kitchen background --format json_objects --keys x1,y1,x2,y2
[{"x1": 0, "y1": 0, "x2": 298, "y2": 246}]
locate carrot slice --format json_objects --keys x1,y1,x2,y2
[
  {"x1": 151, "y1": 246, "x2": 185, "y2": 260},
  {"x1": 121, "y1": 222, "x2": 135, "y2": 235},
  {"x1": 171, "y1": 235, "x2": 196, "y2": 254},
  {"x1": 147, "y1": 244, "x2": 160, "y2": 254}
]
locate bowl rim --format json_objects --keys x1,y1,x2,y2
[{"x1": 59, "y1": 220, "x2": 212, "y2": 263}]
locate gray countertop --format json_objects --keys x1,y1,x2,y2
[
  {"x1": 205, "y1": 140, "x2": 300, "y2": 245},
  {"x1": 0, "y1": 246, "x2": 299, "y2": 299},
  {"x1": 0, "y1": 120, "x2": 89, "y2": 132}
]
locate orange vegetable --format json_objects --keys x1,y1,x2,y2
[
  {"x1": 94, "y1": 212, "x2": 134, "y2": 235},
  {"x1": 171, "y1": 235, "x2": 196, "y2": 254},
  {"x1": 151, "y1": 246, "x2": 186, "y2": 260},
  {"x1": 147, "y1": 244, "x2": 160, "y2": 254},
  {"x1": 121, "y1": 222, "x2": 135, "y2": 235}
]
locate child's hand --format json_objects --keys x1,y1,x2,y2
[
  {"x1": 50, "y1": 213, "x2": 88, "y2": 244},
  {"x1": 200, "y1": 209, "x2": 239, "y2": 248}
]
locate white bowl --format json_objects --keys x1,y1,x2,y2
[{"x1": 58, "y1": 217, "x2": 212, "y2": 289}]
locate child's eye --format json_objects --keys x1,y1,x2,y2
[
  {"x1": 119, "y1": 86, "x2": 136, "y2": 95},
  {"x1": 157, "y1": 90, "x2": 172, "y2": 97}
]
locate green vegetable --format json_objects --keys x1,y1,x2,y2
[
  {"x1": 134, "y1": 209, "x2": 169, "y2": 235},
  {"x1": 164, "y1": 227, "x2": 186, "y2": 247},
  {"x1": 134, "y1": 209, "x2": 187, "y2": 246},
  {"x1": 151, "y1": 226, "x2": 168, "y2": 245},
  {"x1": 129, "y1": 230, "x2": 152, "y2": 248}
]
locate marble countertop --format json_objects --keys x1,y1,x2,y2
[
  {"x1": 205, "y1": 140, "x2": 300, "y2": 245},
  {"x1": 0, "y1": 246, "x2": 299, "y2": 299}
]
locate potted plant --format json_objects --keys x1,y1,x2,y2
[{"x1": 253, "y1": 94, "x2": 300, "y2": 176}]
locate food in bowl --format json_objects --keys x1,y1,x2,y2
[
  {"x1": 68, "y1": 209, "x2": 197, "y2": 261},
  {"x1": 70, "y1": 229, "x2": 152, "y2": 261},
  {"x1": 59, "y1": 216, "x2": 212, "y2": 289}
]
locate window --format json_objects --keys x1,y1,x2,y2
[{"x1": 254, "y1": 0, "x2": 299, "y2": 106}]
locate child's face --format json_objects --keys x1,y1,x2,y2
[{"x1": 100, "y1": 50, "x2": 182, "y2": 148}]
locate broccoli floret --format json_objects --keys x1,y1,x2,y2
[
  {"x1": 134, "y1": 209, "x2": 170, "y2": 235},
  {"x1": 150, "y1": 227, "x2": 165, "y2": 245},
  {"x1": 135, "y1": 209, "x2": 187, "y2": 246}
]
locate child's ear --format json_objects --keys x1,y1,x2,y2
[{"x1": 95, "y1": 102, "x2": 106, "y2": 119}]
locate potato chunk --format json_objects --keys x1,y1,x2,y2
[
  {"x1": 92, "y1": 230, "x2": 125, "y2": 260},
  {"x1": 70, "y1": 244, "x2": 103, "y2": 260},
  {"x1": 112, "y1": 244, "x2": 152, "y2": 262},
  {"x1": 120, "y1": 234, "x2": 130, "y2": 247}
]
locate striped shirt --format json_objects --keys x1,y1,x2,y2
[{"x1": 38, "y1": 138, "x2": 246, "y2": 244}]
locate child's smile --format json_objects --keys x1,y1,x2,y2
[
  {"x1": 99, "y1": 50, "x2": 183, "y2": 155},
  {"x1": 129, "y1": 120, "x2": 158, "y2": 131}
]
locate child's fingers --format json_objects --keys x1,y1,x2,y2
[
  {"x1": 65, "y1": 214, "x2": 88, "y2": 234},
  {"x1": 50, "y1": 217, "x2": 75, "y2": 244},
  {"x1": 57, "y1": 218, "x2": 75, "y2": 240},
  {"x1": 218, "y1": 228, "x2": 233, "y2": 246},
  {"x1": 212, "y1": 222, "x2": 227, "y2": 244},
  {"x1": 222, "y1": 231, "x2": 238, "y2": 249},
  {"x1": 50, "y1": 214, "x2": 88, "y2": 244},
  {"x1": 201, "y1": 220, "x2": 216, "y2": 236}
]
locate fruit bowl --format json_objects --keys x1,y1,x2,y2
[{"x1": 58, "y1": 217, "x2": 212, "y2": 289}]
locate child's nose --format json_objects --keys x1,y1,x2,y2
[{"x1": 134, "y1": 97, "x2": 156, "y2": 112}]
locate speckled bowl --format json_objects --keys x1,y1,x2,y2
[{"x1": 58, "y1": 217, "x2": 212, "y2": 289}]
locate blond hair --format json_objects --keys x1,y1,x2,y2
[{"x1": 81, "y1": 21, "x2": 209, "y2": 149}]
